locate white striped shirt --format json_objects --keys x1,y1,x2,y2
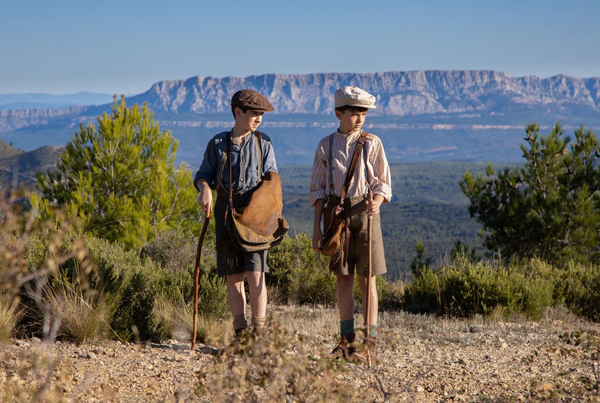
[{"x1": 309, "y1": 129, "x2": 392, "y2": 205}]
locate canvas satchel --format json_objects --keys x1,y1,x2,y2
[
  {"x1": 219, "y1": 132, "x2": 289, "y2": 252},
  {"x1": 320, "y1": 131, "x2": 368, "y2": 258}
]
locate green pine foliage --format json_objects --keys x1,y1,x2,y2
[
  {"x1": 462, "y1": 123, "x2": 600, "y2": 264},
  {"x1": 36, "y1": 96, "x2": 201, "y2": 250}
]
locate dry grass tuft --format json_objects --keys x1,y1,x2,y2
[
  {"x1": 43, "y1": 283, "x2": 110, "y2": 343},
  {"x1": 0, "y1": 292, "x2": 24, "y2": 342}
]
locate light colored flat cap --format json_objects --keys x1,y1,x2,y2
[{"x1": 334, "y1": 86, "x2": 377, "y2": 109}]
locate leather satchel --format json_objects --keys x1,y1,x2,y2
[
  {"x1": 219, "y1": 132, "x2": 289, "y2": 252},
  {"x1": 320, "y1": 131, "x2": 368, "y2": 257}
]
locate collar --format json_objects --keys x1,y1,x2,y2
[{"x1": 335, "y1": 129, "x2": 362, "y2": 141}]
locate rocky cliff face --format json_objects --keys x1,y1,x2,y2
[
  {"x1": 127, "y1": 70, "x2": 600, "y2": 116},
  {"x1": 0, "y1": 106, "x2": 90, "y2": 132}
]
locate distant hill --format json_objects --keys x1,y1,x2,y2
[
  {"x1": 0, "y1": 92, "x2": 115, "y2": 111},
  {"x1": 0, "y1": 138, "x2": 22, "y2": 159},
  {"x1": 0, "y1": 145, "x2": 63, "y2": 193}
]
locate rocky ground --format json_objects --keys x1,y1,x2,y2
[{"x1": 1, "y1": 305, "x2": 600, "y2": 402}]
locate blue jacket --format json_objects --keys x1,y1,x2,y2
[{"x1": 194, "y1": 130, "x2": 278, "y2": 193}]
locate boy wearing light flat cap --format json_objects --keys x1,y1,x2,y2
[
  {"x1": 195, "y1": 89, "x2": 279, "y2": 336},
  {"x1": 309, "y1": 86, "x2": 392, "y2": 360}
]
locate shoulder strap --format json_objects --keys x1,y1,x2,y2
[
  {"x1": 328, "y1": 134, "x2": 334, "y2": 196},
  {"x1": 362, "y1": 131, "x2": 370, "y2": 185},
  {"x1": 340, "y1": 131, "x2": 368, "y2": 200},
  {"x1": 216, "y1": 136, "x2": 228, "y2": 193},
  {"x1": 255, "y1": 132, "x2": 262, "y2": 183},
  {"x1": 227, "y1": 132, "x2": 234, "y2": 209}
]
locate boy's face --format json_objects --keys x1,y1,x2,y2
[
  {"x1": 235, "y1": 108, "x2": 264, "y2": 132},
  {"x1": 335, "y1": 109, "x2": 367, "y2": 133}
]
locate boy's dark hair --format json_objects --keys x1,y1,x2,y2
[
  {"x1": 335, "y1": 105, "x2": 369, "y2": 114},
  {"x1": 231, "y1": 106, "x2": 248, "y2": 119}
]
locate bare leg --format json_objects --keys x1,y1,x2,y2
[
  {"x1": 357, "y1": 275, "x2": 378, "y2": 328},
  {"x1": 336, "y1": 274, "x2": 355, "y2": 321},
  {"x1": 246, "y1": 271, "x2": 267, "y2": 319},
  {"x1": 226, "y1": 273, "x2": 247, "y2": 316}
]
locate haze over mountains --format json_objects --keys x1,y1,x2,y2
[
  {"x1": 2, "y1": 70, "x2": 600, "y2": 167},
  {"x1": 0, "y1": 92, "x2": 114, "y2": 111}
]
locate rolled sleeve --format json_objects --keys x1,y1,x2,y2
[
  {"x1": 369, "y1": 137, "x2": 393, "y2": 203},
  {"x1": 194, "y1": 139, "x2": 218, "y2": 191},
  {"x1": 308, "y1": 143, "x2": 328, "y2": 205},
  {"x1": 261, "y1": 134, "x2": 278, "y2": 175}
]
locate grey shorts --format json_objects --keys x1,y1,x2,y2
[
  {"x1": 214, "y1": 194, "x2": 270, "y2": 277},
  {"x1": 328, "y1": 197, "x2": 387, "y2": 277}
]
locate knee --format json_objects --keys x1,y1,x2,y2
[{"x1": 336, "y1": 275, "x2": 354, "y2": 289}]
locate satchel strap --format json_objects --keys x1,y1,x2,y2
[
  {"x1": 362, "y1": 131, "x2": 371, "y2": 192},
  {"x1": 340, "y1": 130, "x2": 368, "y2": 201},
  {"x1": 328, "y1": 134, "x2": 334, "y2": 196},
  {"x1": 327, "y1": 131, "x2": 369, "y2": 202}
]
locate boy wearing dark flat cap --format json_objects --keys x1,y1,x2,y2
[
  {"x1": 194, "y1": 89, "x2": 278, "y2": 336},
  {"x1": 309, "y1": 86, "x2": 392, "y2": 360}
]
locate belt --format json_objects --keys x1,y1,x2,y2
[
  {"x1": 326, "y1": 195, "x2": 368, "y2": 217},
  {"x1": 217, "y1": 188, "x2": 241, "y2": 198}
]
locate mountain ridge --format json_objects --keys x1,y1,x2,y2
[{"x1": 128, "y1": 70, "x2": 600, "y2": 116}]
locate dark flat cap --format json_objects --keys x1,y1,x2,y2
[{"x1": 231, "y1": 89, "x2": 274, "y2": 112}]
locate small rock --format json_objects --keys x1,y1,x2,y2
[
  {"x1": 87, "y1": 351, "x2": 97, "y2": 359},
  {"x1": 501, "y1": 342, "x2": 508, "y2": 349},
  {"x1": 31, "y1": 337, "x2": 41, "y2": 343},
  {"x1": 416, "y1": 386, "x2": 425, "y2": 392},
  {"x1": 468, "y1": 325, "x2": 479, "y2": 333}
]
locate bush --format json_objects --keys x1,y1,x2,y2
[
  {"x1": 140, "y1": 228, "x2": 216, "y2": 274},
  {"x1": 404, "y1": 259, "x2": 556, "y2": 319},
  {"x1": 268, "y1": 234, "x2": 336, "y2": 305},
  {"x1": 552, "y1": 261, "x2": 600, "y2": 321}
]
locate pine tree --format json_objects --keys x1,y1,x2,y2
[
  {"x1": 37, "y1": 96, "x2": 201, "y2": 249},
  {"x1": 461, "y1": 123, "x2": 600, "y2": 264}
]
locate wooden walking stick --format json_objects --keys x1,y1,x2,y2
[
  {"x1": 365, "y1": 187, "x2": 373, "y2": 368},
  {"x1": 191, "y1": 210, "x2": 211, "y2": 351}
]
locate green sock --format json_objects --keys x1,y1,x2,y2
[
  {"x1": 340, "y1": 319, "x2": 355, "y2": 336},
  {"x1": 369, "y1": 324, "x2": 378, "y2": 338}
]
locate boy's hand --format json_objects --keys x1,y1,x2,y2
[
  {"x1": 197, "y1": 180, "x2": 213, "y2": 217},
  {"x1": 366, "y1": 195, "x2": 384, "y2": 216},
  {"x1": 312, "y1": 230, "x2": 323, "y2": 252}
]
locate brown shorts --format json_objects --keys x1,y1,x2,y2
[
  {"x1": 328, "y1": 197, "x2": 387, "y2": 277},
  {"x1": 214, "y1": 193, "x2": 270, "y2": 277}
]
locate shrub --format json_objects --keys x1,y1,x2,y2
[
  {"x1": 140, "y1": 228, "x2": 216, "y2": 274},
  {"x1": 81, "y1": 234, "x2": 227, "y2": 342},
  {"x1": 404, "y1": 259, "x2": 556, "y2": 319},
  {"x1": 268, "y1": 233, "x2": 336, "y2": 305}
]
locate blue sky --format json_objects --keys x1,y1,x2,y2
[{"x1": 1, "y1": 0, "x2": 599, "y2": 95}]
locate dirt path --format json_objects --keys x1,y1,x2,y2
[{"x1": 2, "y1": 307, "x2": 599, "y2": 402}]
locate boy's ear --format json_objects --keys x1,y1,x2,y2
[{"x1": 334, "y1": 110, "x2": 343, "y2": 120}]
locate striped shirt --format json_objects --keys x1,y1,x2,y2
[{"x1": 309, "y1": 129, "x2": 392, "y2": 205}]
